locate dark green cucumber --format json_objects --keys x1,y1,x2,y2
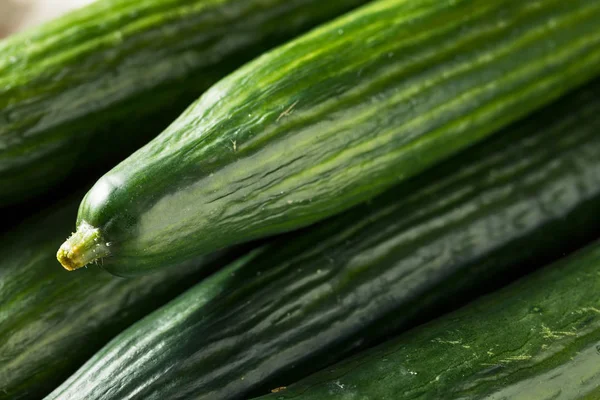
[
  {"x1": 0, "y1": 0, "x2": 369, "y2": 206},
  {"x1": 47, "y1": 80, "x2": 600, "y2": 400},
  {"x1": 263, "y1": 245, "x2": 600, "y2": 400},
  {"x1": 60, "y1": 0, "x2": 600, "y2": 275},
  {"x1": 0, "y1": 198, "x2": 242, "y2": 400}
]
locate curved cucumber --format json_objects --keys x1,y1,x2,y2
[
  {"x1": 61, "y1": 0, "x2": 600, "y2": 275},
  {"x1": 0, "y1": 198, "x2": 241, "y2": 400},
  {"x1": 0, "y1": 0, "x2": 369, "y2": 206},
  {"x1": 47, "y1": 80, "x2": 600, "y2": 400},
  {"x1": 263, "y1": 245, "x2": 600, "y2": 400}
]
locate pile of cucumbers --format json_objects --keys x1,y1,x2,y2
[{"x1": 2, "y1": 0, "x2": 600, "y2": 399}]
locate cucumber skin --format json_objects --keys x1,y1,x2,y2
[
  {"x1": 47, "y1": 80, "x2": 600, "y2": 400},
  {"x1": 0, "y1": 0, "x2": 369, "y2": 206},
  {"x1": 77, "y1": 0, "x2": 600, "y2": 276},
  {"x1": 263, "y1": 245, "x2": 600, "y2": 400},
  {"x1": 0, "y1": 199, "x2": 241, "y2": 400}
]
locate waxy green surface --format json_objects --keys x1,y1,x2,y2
[
  {"x1": 0, "y1": 0, "x2": 369, "y2": 206},
  {"x1": 0, "y1": 199, "x2": 240, "y2": 400},
  {"x1": 263, "y1": 245, "x2": 600, "y2": 400},
  {"x1": 78, "y1": 0, "x2": 600, "y2": 275},
  {"x1": 48, "y1": 80, "x2": 600, "y2": 400}
]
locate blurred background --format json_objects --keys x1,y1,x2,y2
[{"x1": 0, "y1": 0, "x2": 95, "y2": 37}]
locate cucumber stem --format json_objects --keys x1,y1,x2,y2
[{"x1": 57, "y1": 221, "x2": 110, "y2": 271}]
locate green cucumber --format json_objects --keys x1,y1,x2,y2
[
  {"x1": 47, "y1": 80, "x2": 600, "y2": 400},
  {"x1": 0, "y1": 0, "x2": 369, "y2": 206},
  {"x1": 60, "y1": 0, "x2": 600, "y2": 276},
  {"x1": 0, "y1": 198, "x2": 242, "y2": 400},
  {"x1": 263, "y1": 244, "x2": 600, "y2": 400}
]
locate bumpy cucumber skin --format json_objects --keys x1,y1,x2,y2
[
  {"x1": 78, "y1": 0, "x2": 600, "y2": 276},
  {"x1": 47, "y1": 81, "x2": 600, "y2": 400},
  {"x1": 0, "y1": 199, "x2": 239, "y2": 400},
  {"x1": 0, "y1": 0, "x2": 369, "y2": 206},
  {"x1": 264, "y1": 246, "x2": 600, "y2": 400}
]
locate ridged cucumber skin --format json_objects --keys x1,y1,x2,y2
[
  {"x1": 0, "y1": 199, "x2": 240, "y2": 400},
  {"x1": 0, "y1": 0, "x2": 370, "y2": 206},
  {"x1": 263, "y1": 245, "x2": 600, "y2": 400},
  {"x1": 75, "y1": 0, "x2": 600, "y2": 276},
  {"x1": 47, "y1": 81, "x2": 600, "y2": 400}
]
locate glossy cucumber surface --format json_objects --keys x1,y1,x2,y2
[
  {"x1": 63, "y1": 0, "x2": 600, "y2": 275},
  {"x1": 0, "y1": 198, "x2": 240, "y2": 400},
  {"x1": 47, "y1": 81, "x2": 600, "y2": 400},
  {"x1": 263, "y1": 244, "x2": 600, "y2": 400},
  {"x1": 0, "y1": 0, "x2": 369, "y2": 206}
]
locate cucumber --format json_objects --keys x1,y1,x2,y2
[
  {"x1": 0, "y1": 0, "x2": 369, "y2": 206},
  {"x1": 46, "y1": 80, "x2": 600, "y2": 400},
  {"x1": 0, "y1": 198, "x2": 242, "y2": 400},
  {"x1": 59, "y1": 0, "x2": 600, "y2": 276},
  {"x1": 262, "y1": 244, "x2": 600, "y2": 400}
]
